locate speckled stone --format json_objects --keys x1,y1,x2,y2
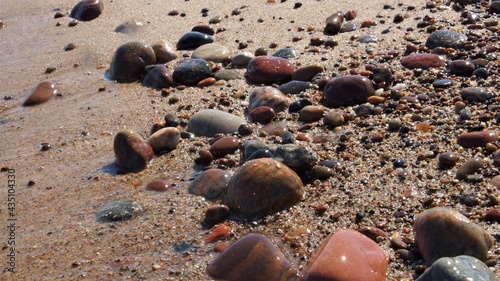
[
  {"x1": 246, "y1": 56, "x2": 294, "y2": 85},
  {"x1": 401, "y1": 54, "x2": 446, "y2": 69},
  {"x1": 192, "y1": 43, "x2": 231, "y2": 63},
  {"x1": 457, "y1": 131, "x2": 498, "y2": 148},
  {"x1": 223, "y1": 158, "x2": 303, "y2": 216},
  {"x1": 152, "y1": 40, "x2": 178, "y2": 63},
  {"x1": 413, "y1": 207, "x2": 494, "y2": 266},
  {"x1": 70, "y1": 0, "x2": 103, "y2": 21},
  {"x1": 113, "y1": 131, "x2": 154, "y2": 173},
  {"x1": 176, "y1": 31, "x2": 214, "y2": 50},
  {"x1": 292, "y1": 64, "x2": 324, "y2": 81},
  {"x1": 272, "y1": 47, "x2": 299, "y2": 59},
  {"x1": 147, "y1": 127, "x2": 180, "y2": 151},
  {"x1": 95, "y1": 200, "x2": 144, "y2": 222},
  {"x1": 425, "y1": 29, "x2": 467, "y2": 50},
  {"x1": 188, "y1": 109, "x2": 246, "y2": 137},
  {"x1": 273, "y1": 144, "x2": 318, "y2": 172},
  {"x1": 249, "y1": 86, "x2": 290, "y2": 112},
  {"x1": 173, "y1": 59, "x2": 212, "y2": 86},
  {"x1": 450, "y1": 60, "x2": 475, "y2": 76},
  {"x1": 109, "y1": 42, "x2": 156, "y2": 82},
  {"x1": 324, "y1": 75, "x2": 375, "y2": 107},
  {"x1": 207, "y1": 233, "x2": 298, "y2": 281},
  {"x1": 416, "y1": 255, "x2": 496, "y2": 281},
  {"x1": 22, "y1": 81, "x2": 56, "y2": 106},
  {"x1": 189, "y1": 169, "x2": 231, "y2": 200},
  {"x1": 460, "y1": 87, "x2": 493, "y2": 102},
  {"x1": 299, "y1": 229, "x2": 388, "y2": 281},
  {"x1": 142, "y1": 65, "x2": 174, "y2": 89}
]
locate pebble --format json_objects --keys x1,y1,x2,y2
[
  {"x1": 299, "y1": 105, "x2": 325, "y2": 123},
  {"x1": 491, "y1": 175, "x2": 500, "y2": 190},
  {"x1": 246, "y1": 56, "x2": 294, "y2": 85},
  {"x1": 192, "y1": 43, "x2": 231, "y2": 63},
  {"x1": 247, "y1": 149, "x2": 274, "y2": 162},
  {"x1": 22, "y1": 81, "x2": 57, "y2": 106},
  {"x1": 457, "y1": 131, "x2": 498, "y2": 148},
  {"x1": 95, "y1": 200, "x2": 144, "y2": 222},
  {"x1": 249, "y1": 86, "x2": 290, "y2": 112},
  {"x1": 260, "y1": 122, "x2": 287, "y2": 137},
  {"x1": 299, "y1": 229, "x2": 388, "y2": 281},
  {"x1": 192, "y1": 25, "x2": 215, "y2": 35},
  {"x1": 231, "y1": 52, "x2": 254, "y2": 67},
  {"x1": 388, "y1": 118, "x2": 402, "y2": 131},
  {"x1": 114, "y1": 131, "x2": 154, "y2": 173},
  {"x1": 289, "y1": 99, "x2": 313, "y2": 113},
  {"x1": 323, "y1": 110, "x2": 345, "y2": 127},
  {"x1": 189, "y1": 169, "x2": 231, "y2": 200},
  {"x1": 425, "y1": 29, "x2": 467, "y2": 50},
  {"x1": 204, "y1": 205, "x2": 230, "y2": 225},
  {"x1": 205, "y1": 224, "x2": 231, "y2": 243},
  {"x1": 292, "y1": 64, "x2": 324, "y2": 81},
  {"x1": 357, "y1": 35, "x2": 378, "y2": 43},
  {"x1": 455, "y1": 157, "x2": 484, "y2": 180},
  {"x1": 172, "y1": 59, "x2": 212, "y2": 86},
  {"x1": 325, "y1": 12, "x2": 344, "y2": 34},
  {"x1": 438, "y1": 152, "x2": 459, "y2": 169},
  {"x1": 109, "y1": 42, "x2": 156, "y2": 82},
  {"x1": 413, "y1": 207, "x2": 494, "y2": 265},
  {"x1": 312, "y1": 166, "x2": 334, "y2": 180},
  {"x1": 432, "y1": 79, "x2": 453, "y2": 88},
  {"x1": 372, "y1": 64, "x2": 393, "y2": 87},
  {"x1": 324, "y1": 75, "x2": 375, "y2": 107},
  {"x1": 223, "y1": 158, "x2": 303, "y2": 216},
  {"x1": 145, "y1": 179, "x2": 170, "y2": 192},
  {"x1": 151, "y1": 40, "x2": 178, "y2": 63},
  {"x1": 278, "y1": 81, "x2": 318, "y2": 95},
  {"x1": 272, "y1": 47, "x2": 299, "y2": 59},
  {"x1": 273, "y1": 144, "x2": 318, "y2": 172},
  {"x1": 340, "y1": 22, "x2": 358, "y2": 33},
  {"x1": 460, "y1": 87, "x2": 492, "y2": 102},
  {"x1": 416, "y1": 255, "x2": 496, "y2": 281},
  {"x1": 241, "y1": 140, "x2": 270, "y2": 162},
  {"x1": 484, "y1": 209, "x2": 500, "y2": 222},
  {"x1": 400, "y1": 54, "x2": 445, "y2": 69},
  {"x1": 249, "y1": 106, "x2": 276, "y2": 124},
  {"x1": 176, "y1": 31, "x2": 214, "y2": 50},
  {"x1": 115, "y1": 20, "x2": 143, "y2": 34},
  {"x1": 214, "y1": 69, "x2": 241, "y2": 81},
  {"x1": 449, "y1": 60, "x2": 475, "y2": 76},
  {"x1": 206, "y1": 233, "x2": 298, "y2": 281},
  {"x1": 210, "y1": 136, "x2": 239, "y2": 157},
  {"x1": 70, "y1": 0, "x2": 103, "y2": 21},
  {"x1": 359, "y1": 227, "x2": 387, "y2": 242},
  {"x1": 142, "y1": 65, "x2": 174, "y2": 89},
  {"x1": 490, "y1": 1, "x2": 500, "y2": 14},
  {"x1": 147, "y1": 127, "x2": 180, "y2": 152},
  {"x1": 188, "y1": 109, "x2": 246, "y2": 137}
]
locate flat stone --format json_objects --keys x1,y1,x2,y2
[
  {"x1": 147, "y1": 127, "x2": 180, "y2": 151},
  {"x1": 324, "y1": 75, "x2": 375, "y2": 107},
  {"x1": 460, "y1": 87, "x2": 493, "y2": 102},
  {"x1": 142, "y1": 65, "x2": 174, "y2": 89},
  {"x1": 109, "y1": 41, "x2": 156, "y2": 82},
  {"x1": 192, "y1": 43, "x2": 231, "y2": 63},
  {"x1": 70, "y1": 0, "x2": 103, "y2": 21},
  {"x1": 189, "y1": 169, "x2": 230, "y2": 200},
  {"x1": 95, "y1": 200, "x2": 144, "y2": 222},
  {"x1": 426, "y1": 29, "x2": 467, "y2": 50},
  {"x1": 176, "y1": 31, "x2": 214, "y2": 50},
  {"x1": 292, "y1": 64, "x2": 324, "y2": 81},
  {"x1": 299, "y1": 229, "x2": 388, "y2": 281},
  {"x1": 401, "y1": 54, "x2": 446, "y2": 69},
  {"x1": 188, "y1": 109, "x2": 246, "y2": 137},
  {"x1": 299, "y1": 105, "x2": 325, "y2": 123},
  {"x1": 416, "y1": 255, "x2": 496, "y2": 281},
  {"x1": 273, "y1": 144, "x2": 318, "y2": 172},
  {"x1": 249, "y1": 86, "x2": 290, "y2": 112},
  {"x1": 114, "y1": 131, "x2": 154, "y2": 173},
  {"x1": 172, "y1": 59, "x2": 212, "y2": 86},
  {"x1": 22, "y1": 81, "x2": 56, "y2": 106},
  {"x1": 413, "y1": 207, "x2": 494, "y2": 265},
  {"x1": 457, "y1": 131, "x2": 498, "y2": 148},
  {"x1": 152, "y1": 40, "x2": 177, "y2": 63},
  {"x1": 214, "y1": 69, "x2": 241, "y2": 81},
  {"x1": 210, "y1": 136, "x2": 239, "y2": 157},
  {"x1": 246, "y1": 56, "x2": 294, "y2": 85},
  {"x1": 278, "y1": 80, "x2": 318, "y2": 95},
  {"x1": 456, "y1": 157, "x2": 484, "y2": 180}
]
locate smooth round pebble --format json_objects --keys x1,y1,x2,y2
[
  {"x1": 457, "y1": 131, "x2": 498, "y2": 148},
  {"x1": 173, "y1": 59, "x2": 212, "y2": 86},
  {"x1": 292, "y1": 64, "x2": 324, "y2": 81},
  {"x1": 438, "y1": 152, "x2": 459, "y2": 169},
  {"x1": 114, "y1": 131, "x2": 154, "y2": 173},
  {"x1": 249, "y1": 106, "x2": 276, "y2": 124},
  {"x1": 109, "y1": 42, "x2": 156, "y2": 82},
  {"x1": 456, "y1": 157, "x2": 484, "y2": 180},
  {"x1": 323, "y1": 75, "x2": 375, "y2": 107},
  {"x1": 70, "y1": 0, "x2": 103, "y2": 21},
  {"x1": 299, "y1": 105, "x2": 325, "y2": 122},
  {"x1": 142, "y1": 65, "x2": 174, "y2": 89},
  {"x1": 425, "y1": 29, "x2": 467, "y2": 50},
  {"x1": 401, "y1": 54, "x2": 445, "y2": 69},
  {"x1": 152, "y1": 40, "x2": 178, "y2": 63},
  {"x1": 460, "y1": 87, "x2": 492, "y2": 102},
  {"x1": 416, "y1": 255, "x2": 496, "y2": 281},
  {"x1": 231, "y1": 52, "x2": 254, "y2": 67},
  {"x1": 323, "y1": 110, "x2": 345, "y2": 127},
  {"x1": 192, "y1": 43, "x2": 231, "y2": 63},
  {"x1": 204, "y1": 205, "x2": 230, "y2": 225},
  {"x1": 188, "y1": 109, "x2": 246, "y2": 137},
  {"x1": 249, "y1": 86, "x2": 290, "y2": 112},
  {"x1": 278, "y1": 80, "x2": 318, "y2": 95},
  {"x1": 189, "y1": 169, "x2": 231, "y2": 200},
  {"x1": 147, "y1": 127, "x2": 180, "y2": 151},
  {"x1": 246, "y1": 56, "x2": 294, "y2": 85},
  {"x1": 210, "y1": 136, "x2": 239, "y2": 157},
  {"x1": 145, "y1": 179, "x2": 169, "y2": 192},
  {"x1": 449, "y1": 60, "x2": 475, "y2": 76},
  {"x1": 272, "y1": 47, "x2": 299, "y2": 59},
  {"x1": 214, "y1": 69, "x2": 241, "y2": 81},
  {"x1": 176, "y1": 31, "x2": 214, "y2": 50},
  {"x1": 22, "y1": 81, "x2": 56, "y2": 106}
]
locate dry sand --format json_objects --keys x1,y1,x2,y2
[{"x1": 0, "y1": 0, "x2": 499, "y2": 280}]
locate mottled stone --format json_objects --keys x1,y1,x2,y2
[
  {"x1": 210, "y1": 136, "x2": 239, "y2": 157},
  {"x1": 272, "y1": 47, "x2": 299, "y2": 59},
  {"x1": 460, "y1": 87, "x2": 493, "y2": 102},
  {"x1": 324, "y1": 75, "x2": 375, "y2": 107},
  {"x1": 426, "y1": 30, "x2": 467, "y2": 50},
  {"x1": 401, "y1": 54, "x2": 445, "y2": 69},
  {"x1": 95, "y1": 200, "x2": 144, "y2": 222},
  {"x1": 188, "y1": 109, "x2": 246, "y2": 137},
  {"x1": 372, "y1": 64, "x2": 393, "y2": 86},
  {"x1": 357, "y1": 35, "x2": 378, "y2": 43},
  {"x1": 142, "y1": 65, "x2": 174, "y2": 89},
  {"x1": 192, "y1": 43, "x2": 231, "y2": 63},
  {"x1": 249, "y1": 106, "x2": 276, "y2": 124},
  {"x1": 299, "y1": 229, "x2": 388, "y2": 281},
  {"x1": 114, "y1": 131, "x2": 154, "y2": 173},
  {"x1": 413, "y1": 207, "x2": 494, "y2": 265},
  {"x1": 145, "y1": 179, "x2": 170, "y2": 192},
  {"x1": 456, "y1": 157, "x2": 484, "y2": 180},
  {"x1": 278, "y1": 81, "x2": 318, "y2": 95},
  {"x1": 273, "y1": 144, "x2": 318, "y2": 172},
  {"x1": 189, "y1": 169, "x2": 231, "y2": 200},
  {"x1": 207, "y1": 233, "x2": 298, "y2": 281},
  {"x1": 176, "y1": 31, "x2": 214, "y2": 50},
  {"x1": 249, "y1": 86, "x2": 290, "y2": 112},
  {"x1": 109, "y1": 42, "x2": 156, "y2": 82},
  {"x1": 457, "y1": 131, "x2": 498, "y2": 148},
  {"x1": 173, "y1": 59, "x2": 212, "y2": 86},
  {"x1": 147, "y1": 127, "x2": 180, "y2": 151},
  {"x1": 416, "y1": 255, "x2": 496, "y2": 281},
  {"x1": 299, "y1": 105, "x2": 325, "y2": 122},
  {"x1": 22, "y1": 81, "x2": 56, "y2": 106},
  {"x1": 70, "y1": 0, "x2": 103, "y2": 21},
  {"x1": 246, "y1": 56, "x2": 294, "y2": 85},
  {"x1": 292, "y1": 64, "x2": 324, "y2": 81},
  {"x1": 223, "y1": 158, "x2": 303, "y2": 216},
  {"x1": 152, "y1": 40, "x2": 177, "y2": 63}
]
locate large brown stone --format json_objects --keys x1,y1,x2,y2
[
  {"x1": 246, "y1": 56, "x2": 294, "y2": 85},
  {"x1": 323, "y1": 75, "x2": 375, "y2": 107},
  {"x1": 114, "y1": 131, "x2": 154, "y2": 173},
  {"x1": 457, "y1": 131, "x2": 498, "y2": 148},
  {"x1": 22, "y1": 81, "x2": 56, "y2": 106},
  {"x1": 109, "y1": 42, "x2": 156, "y2": 82}
]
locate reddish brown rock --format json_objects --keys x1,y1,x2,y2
[
  {"x1": 358, "y1": 226, "x2": 387, "y2": 242},
  {"x1": 491, "y1": 175, "x2": 500, "y2": 190},
  {"x1": 204, "y1": 205, "x2": 231, "y2": 225},
  {"x1": 323, "y1": 75, "x2": 375, "y2": 107},
  {"x1": 109, "y1": 42, "x2": 156, "y2": 82},
  {"x1": 484, "y1": 209, "x2": 500, "y2": 223},
  {"x1": 249, "y1": 86, "x2": 290, "y2": 112},
  {"x1": 22, "y1": 81, "x2": 57, "y2": 106},
  {"x1": 249, "y1": 106, "x2": 276, "y2": 124},
  {"x1": 246, "y1": 56, "x2": 294, "y2": 85},
  {"x1": 299, "y1": 105, "x2": 325, "y2": 122},
  {"x1": 205, "y1": 224, "x2": 231, "y2": 243},
  {"x1": 142, "y1": 65, "x2": 174, "y2": 89},
  {"x1": 260, "y1": 122, "x2": 287, "y2": 137},
  {"x1": 113, "y1": 131, "x2": 154, "y2": 173},
  {"x1": 70, "y1": 0, "x2": 103, "y2": 21},
  {"x1": 188, "y1": 169, "x2": 231, "y2": 200},
  {"x1": 457, "y1": 131, "x2": 498, "y2": 148},
  {"x1": 299, "y1": 229, "x2": 388, "y2": 281},
  {"x1": 400, "y1": 54, "x2": 446, "y2": 69},
  {"x1": 145, "y1": 179, "x2": 169, "y2": 192},
  {"x1": 209, "y1": 136, "x2": 239, "y2": 157},
  {"x1": 206, "y1": 233, "x2": 298, "y2": 281}
]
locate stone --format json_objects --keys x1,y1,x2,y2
[
  {"x1": 240, "y1": 140, "x2": 271, "y2": 162},
  {"x1": 324, "y1": 75, "x2": 375, "y2": 107},
  {"x1": 278, "y1": 81, "x2": 318, "y2": 95},
  {"x1": 173, "y1": 59, "x2": 212, "y2": 86},
  {"x1": 438, "y1": 152, "x2": 459, "y2": 169},
  {"x1": 460, "y1": 87, "x2": 493, "y2": 102},
  {"x1": 70, "y1": 0, "x2": 103, "y2": 21},
  {"x1": 491, "y1": 175, "x2": 500, "y2": 190},
  {"x1": 204, "y1": 205, "x2": 230, "y2": 225},
  {"x1": 416, "y1": 255, "x2": 496, "y2": 281},
  {"x1": 142, "y1": 65, "x2": 174, "y2": 89},
  {"x1": 426, "y1": 30, "x2": 467, "y2": 50},
  {"x1": 433, "y1": 79, "x2": 453, "y2": 88},
  {"x1": 456, "y1": 157, "x2": 484, "y2": 180},
  {"x1": 22, "y1": 81, "x2": 56, "y2": 106},
  {"x1": 401, "y1": 54, "x2": 446, "y2": 69},
  {"x1": 231, "y1": 52, "x2": 254, "y2": 67},
  {"x1": 249, "y1": 86, "x2": 290, "y2": 112},
  {"x1": 214, "y1": 69, "x2": 241, "y2": 81},
  {"x1": 176, "y1": 31, "x2": 214, "y2": 50},
  {"x1": 113, "y1": 131, "x2": 154, "y2": 173},
  {"x1": 95, "y1": 200, "x2": 144, "y2": 222},
  {"x1": 372, "y1": 64, "x2": 393, "y2": 86},
  {"x1": 246, "y1": 56, "x2": 294, "y2": 85},
  {"x1": 189, "y1": 169, "x2": 231, "y2": 201},
  {"x1": 272, "y1": 47, "x2": 299, "y2": 59},
  {"x1": 299, "y1": 105, "x2": 325, "y2": 122},
  {"x1": 323, "y1": 110, "x2": 345, "y2": 127},
  {"x1": 325, "y1": 12, "x2": 344, "y2": 34},
  {"x1": 450, "y1": 60, "x2": 475, "y2": 76},
  {"x1": 109, "y1": 42, "x2": 156, "y2": 82},
  {"x1": 115, "y1": 20, "x2": 143, "y2": 34},
  {"x1": 249, "y1": 106, "x2": 276, "y2": 124},
  {"x1": 289, "y1": 99, "x2": 313, "y2": 113},
  {"x1": 413, "y1": 207, "x2": 494, "y2": 265},
  {"x1": 292, "y1": 64, "x2": 324, "y2": 81},
  {"x1": 223, "y1": 158, "x2": 303, "y2": 216},
  {"x1": 247, "y1": 149, "x2": 274, "y2": 162},
  {"x1": 273, "y1": 144, "x2": 318, "y2": 172},
  {"x1": 192, "y1": 43, "x2": 231, "y2": 63},
  {"x1": 188, "y1": 109, "x2": 246, "y2": 137},
  {"x1": 299, "y1": 229, "x2": 388, "y2": 281},
  {"x1": 205, "y1": 225, "x2": 231, "y2": 243},
  {"x1": 147, "y1": 127, "x2": 180, "y2": 152},
  {"x1": 191, "y1": 24, "x2": 215, "y2": 35},
  {"x1": 357, "y1": 35, "x2": 378, "y2": 43},
  {"x1": 145, "y1": 179, "x2": 169, "y2": 192},
  {"x1": 457, "y1": 131, "x2": 498, "y2": 148},
  {"x1": 206, "y1": 233, "x2": 298, "y2": 281},
  {"x1": 210, "y1": 136, "x2": 239, "y2": 157},
  {"x1": 260, "y1": 122, "x2": 287, "y2": 137},
  {"x1": 152, "y1": 40, "x2": 178, "y2": 63}
]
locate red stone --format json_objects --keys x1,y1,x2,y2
[
  {"x1": 246, "y1": 56, "x2": 294, "y2": 85},
  {"x1": 209, "y1": 136, "x2": 239, "y2": 157},
  {"x1": 457, "y1": 131, "x2": 498, "y2": 148},
  {"x1": 145, "y1": 179, "x2": 169, "y2": 192},
  {"x1": 249, "y1": 106, "x2": 276, "y2": 124},
  {"x1": 205, "y1": 224, "x2": 231, "y2": 243},
  {"x1": 23, "y1": 81, "x2": 56, "y2": 106},
  {"x1": 400, "y1": 54, "x2": 446, "y2": 69}
]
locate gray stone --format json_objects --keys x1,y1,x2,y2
[
  {"x1": 188, "y1": 109, "x2": 246, "y2": 137},
  {"x1": 192, "y1": 43, "x2": 231, "y2": 63},
  {"x1": 273, "y1": 144, "x2": 318, "y2": 172},
  {"x1": 96, "y1": 200, "x2": 144, "y2": 222},
  {"x1": 416, "y1": 255, "x2": 496, "y2": 281}
]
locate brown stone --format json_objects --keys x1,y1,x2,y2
[
  {"x1": 249, "y1": 86, "x2": 290, "y2": 112},
  {"x1": 292, "y1": 64, "x2": 324, "y2": 81},
  {"x1": 142, "y1": 65, "x2": 174, "y2": 89},
  {"x1": 113, "y1": 131, "x2": 154, "y2": 173},
  {"x1": 246, "y1": 56, "x2": 294, "y2": 85},
  {"x1": 145, "y1": 179, "x2": 169, "y2": 192},
  {"x1": 22, "y1": 81, "x2": 56, "y2": 106},
  {"x1": 324, "y1": 75, "x2": 375, "y2": 107},
  {"x1": 209, "y1": 136, "x2": 239, "y2": 157},
  {"x1": 299, "y1": 105, "x2": 325, "y2": 122},
  {"x1": 400, "y1": 54, "x2": 446, "y2": 69},
  {"x1": 70, "y1": 0, "x2": 103, "y2": 21},
  {"x1": 457, "y1": 131, "x2": 498, "y2": 148},
  {"x1": 249, "y1": 106, "x2": 276, "y2": 124},
  {"x1": 109, "y1": 42, "x2": 156, "y2": 82}
]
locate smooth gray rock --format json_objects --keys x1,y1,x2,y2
[
  {"x1": 416, "y1": 255, "x2": 496, "y2": 281},
  {"x1": 188, "y1": 109, "x2": 246, "y2": 137},
  {"x1": 96, "y1": 200, "x2": 144, "y2": 222},
  {"x1": 273, "y1": 144, "x2": 318, "y2": 172}
]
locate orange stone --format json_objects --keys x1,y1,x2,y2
[{"x1": 205, "y1": 224, "x2": 231, "y2": 243}]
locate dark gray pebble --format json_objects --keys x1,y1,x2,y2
[
  {"x1": 176, "y1": 31, "x2": 214, "y2": 50},
  {"x1": 173, "y1": 59, "x2": 212, "y2": 85}
]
